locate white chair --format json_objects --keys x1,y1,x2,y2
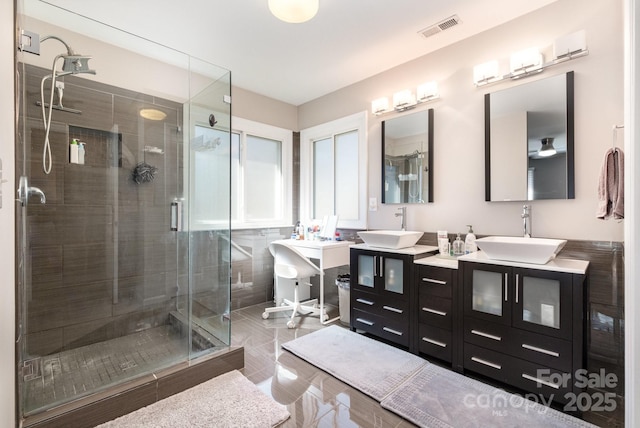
[{"x1": 262, "y1": 241, "x2": 324, "y2": 328}]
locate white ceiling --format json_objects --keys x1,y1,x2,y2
[{"x1": 43, "y1": 0, "x2": 558, "y2": 106}]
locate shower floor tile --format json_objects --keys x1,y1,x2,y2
[{"x1": 23, "y1": 325, "x2": 190, "y2": 415}]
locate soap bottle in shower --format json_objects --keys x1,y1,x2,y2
[
  {"x1": 70, "y1": 139, "x2": 79, "y2": 164},
  {"x1": 78, "y1": 142, "x2": 85, "y2": 165}
]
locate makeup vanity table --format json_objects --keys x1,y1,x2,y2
[{"x1": 271, "y1": 239, "x2": 354, "y2": 324}]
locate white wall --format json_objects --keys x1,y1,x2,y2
[
  {"x1": 1, "y1": 1, "x2": 16, "y2": 427},
  {"x1": 624, "y1": 0, "x2": 639, "y2": 426},
  {"x1": 299, "y1": 0, "x2": 624, "y2": 242}
]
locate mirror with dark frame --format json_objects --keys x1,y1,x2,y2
[
  {"x1": 485, "y1": 71, "x2": 574, "y2": 201},
  {"x1": 382, "y1": 109, "x2": 434, "y2": 204}
]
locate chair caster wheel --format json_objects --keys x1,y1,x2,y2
[
  {"x1": 287, "y1": 321, "x2": 296, "y2": 329},
  {"x1": 262, "y1": 312, "x2": 269, "y2": 319}
]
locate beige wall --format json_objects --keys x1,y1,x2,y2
[
  {"x1": 232, "y1": 86, "x2": 298, "y2": 131},
  {"x1": 298, "y1": 0, "x2": 624, "y2": 242}
]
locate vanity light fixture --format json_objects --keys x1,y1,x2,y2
[
  {"x1": 473, "y1": 30, "x2": 588, "y2": 88},
  {"x1": 538, "y1": 137, "x2": 557, "y2": 157},
  {"x1": 510, "y1": 47, "x2": 543, "y2": 76},
  {"x1": 393, "y1": 90, "x2": 414, "y2": 111},
  {"x1": 371, "y1": 97, "x2": 390, "y2": 115},
  {"x1": 372, "y1": 81, "x2": 439, "y2": 115},
  {"x1": 268, "y1": 0, "x2": 319, "y2": 23},
  {"x1": 553, "y1": 30, "x2": 587, "y2": 60},
  {"x1": 417, "y1": 81, "x2": 439, "y2": 102},
  {"x1": 473, "y1": 60, "x2": 500, "y2": 86}
]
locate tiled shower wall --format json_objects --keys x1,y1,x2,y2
[{"x1": 21, "y1": 64, "x2": 194, "y2": 356}]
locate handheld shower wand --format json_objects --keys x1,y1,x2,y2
[{"x1": 39, "y1": 35, "x2": 95, "y2": 174}]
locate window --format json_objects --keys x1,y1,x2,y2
[
  {"x1": 300, "y1": 111, "x2": 368, "y2": 229},
  {"x1": 231, "y1": 117, "x2": 292, "y2": 228},
  {"x1": 192, "y1": 117, "x2": 292, "y2": 229}
]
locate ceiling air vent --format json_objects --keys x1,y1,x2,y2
[{"x1": 418, "y1": 15, "x2": 461, "y2": 39}]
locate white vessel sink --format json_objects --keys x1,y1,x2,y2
[
  {"x1": 475, "y1": 236, "x2": 567, "y2": 265},
  {"x1": 358, "y1": 230, "x2": 423, "y2": 249}
]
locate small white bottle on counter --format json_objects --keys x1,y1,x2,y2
[{"x1": 465, "y1": 225, "x2": 477, "y2": 253}]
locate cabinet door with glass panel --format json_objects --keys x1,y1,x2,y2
[
  {"x1": 463, "y1": 263, "x2": 512, "y2": 326},
  {"x1": 511, "y1": 267, "x2": 573, "y2": 340},
  {"x1": 353, "y1": 249, "x2": 410, "y2": 297},
  {"x1": 463, "y1": 262, "x2": 573, "y2": 339}
]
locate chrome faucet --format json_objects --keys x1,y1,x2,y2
[
  {"x1": 395, "y1": 206, "x2": 406, "y2": 231},
  {"x1": 522, "y1": 205, "x2": 531, "y2": 238}
]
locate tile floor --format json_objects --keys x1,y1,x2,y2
[
  {"x1": 232, "y1": 303, "x2": 416, "y2": 427},
  {"x1": 231, "y1": 302, "x2": 621, "y2": 428}
]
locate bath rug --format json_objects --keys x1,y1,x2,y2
[
  {"x1": 96, "y1": 369, "x2": 289, "y2": 428},
  {"x1": 380, "y1": 363, "x2": 598, "y2": 428},
  {"x1": 281, "y1": 325, "x2": 428, "y2": 401}
]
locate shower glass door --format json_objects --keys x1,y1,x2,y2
[
  {"x1": 16, "y1": 0, "x2": 231, "y2": 419},
  {"x1": 185, "y1": 59, "x2": 232, "y2": 355}
]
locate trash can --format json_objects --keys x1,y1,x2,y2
[{"x1": 336, "y1": 274, "x2": 350, "y2": 325}]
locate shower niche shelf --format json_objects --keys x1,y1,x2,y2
[{"x1": 69, "y1": 125, "x2": 123, "y2": 168}]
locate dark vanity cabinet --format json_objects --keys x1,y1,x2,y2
[
  {"x1": 350, "y1": 247, "x2": 428, "y2": 348},
  {"x1": 415, "y1": 264, "x2": 457, "y2": 363},
  {"x1": 461, "y1": 260, "x2": 588, "y2": 404}
]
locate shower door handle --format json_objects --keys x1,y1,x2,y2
[
  {"x1": 17, "y1": 176, "x2": 46, "y2": 206},
  {"x1": 170, "y1": 199, "x2": 183, "y2": 231}
]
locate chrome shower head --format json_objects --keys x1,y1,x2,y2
[
  {"x1": 39, "y1": 35, "x2": 96, "y2": 75},
  {"x1": 61, "y1": 55, "x2": 96, "y2": 75}
]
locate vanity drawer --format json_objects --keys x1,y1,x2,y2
[
  {"x1": 464, "y1": 317, "x2": 572, "y2": 372},
  {"x1": 378, "y1": 295, "x2": 410, "y2": 322},
  {"x1": 351, "y1": 290, "x2": 408, "y2": 322},
  {"x1": 418, "y1": 294, "x2": 452, "y2": 330},
  {"x1": 416, "y1": 265, "x2": 453, "y2": 298},
  {"x1": 352, "y1": 308, "x2": 409, "y2": 347},
  {"x1": 418, "y1": 324, "x2": 452, "y2": 362},
  {"x1": 463, "y1": 342, "x2": 511, "y2": 385},
  {"x1": 464, "y1": 344, "x2": 573, "y2": 404},
  {"x1": 510, "y1": 357, "x2": 574, "y2": 404},
  {"x1": 351, "y1": 289, "x2": 378, "y2": 312},
  {"x1": 512, "y1": 329, "x2": 573, "y2": 372},
  {"x1": 464, "y1": 317, "x2": 512, "y2": 350}
]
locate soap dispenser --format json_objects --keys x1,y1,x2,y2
[
  {"x1": 465, "y1": 225, "x2": 477, "y2": 254},
  {"x1": 452, "y1": 233, "x2": 465, "y2": 256}
]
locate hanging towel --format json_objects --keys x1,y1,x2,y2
[{"x1": 596, "y1": 147, "x2": 624, "y2": 220}]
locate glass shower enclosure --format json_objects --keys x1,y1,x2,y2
[{"x1": 15, "y1": 0, "x2": 232, "y2": 420}]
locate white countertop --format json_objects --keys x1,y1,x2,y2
[
  {"x1": 457, "y1": 251, "x2": 589, "y2": 274},
  {"x1": 350, "y1": 243, "x2": 438, "y2": 256},
  {"x1": 414, "y1": 254, "x2": 459, "y2": 269},
  {"x1": 276, "y1": 238, "x2": 354, "y2": 249}
]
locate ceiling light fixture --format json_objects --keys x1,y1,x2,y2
[
  {"x1": 538, "y1": 137, "x2": 557, "y2": 157},
  {"x1": 268, "y1": 0, "x2": 319, "y2": 24},
  {"x1": 139, "y1": 108, "x2": 167, "y2": 121}
]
